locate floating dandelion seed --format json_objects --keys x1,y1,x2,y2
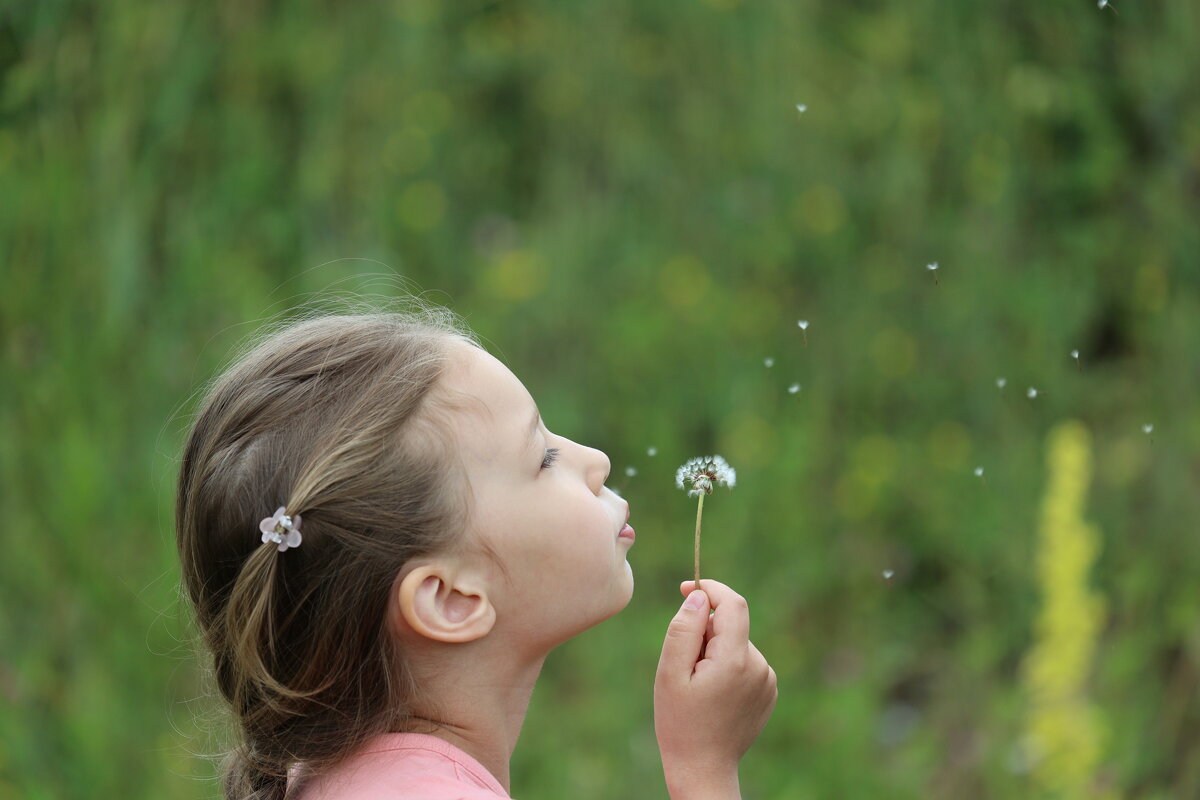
[
  {"x1": 796, "y1": 103, "x2": 807, "y2": 114},
  {"x1": 1098, "y1": 0, "x2": 1117, "y2": 13},
  {"x1": 974, "y1": 466, "x2": 987, "y2": 487},
  {"x1": 1071, "y1": 349, "x2": 1081, "y2": 371},
  {"x1": 882, "y1": 570, "x2": 895, "y2": 580},
  {"x1": 764, "y1": 357, "x2": 775, "y2": 368},
  {"x1": 647, "y1": 447, "x2": 658, "y2": 457},
  {"x1": 797, "y1": 319, "x2": 809, "y2": 347},
  {"x1": 927, "y1": 262, "x2": 940, "y2": 285},
  {"x1": 676, "y1": 456, "x2": 737, "y2": 593},
  {"x1": 788, "y1": 383, "x2": 801, "y2": 394},
  {"x1": 997, "y1": 377, "x2": 1007, "y2": 389},
  {"x1": 1142, "y1": 424, "x2": 1154, "y2": 434},
  {"x1": 625, "y1": 466, "x2": 637, "y2": 477},
  {"x1": 1027, "y1": 387, "x2": 1039, "y2": 399}
]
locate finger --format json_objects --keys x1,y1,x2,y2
[
  {"x1": 701, "y1": 592, "x2": 750, "y2": 662},
  {"x1": 656, "y1": 590, "x2": 711, "y2": 681}
]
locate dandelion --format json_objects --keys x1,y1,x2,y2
[
  {"x1": 788, "y1": 383, "x2": 801, "y2": 394},
  {"x1": 997, "y1": 377, "x2": 1007, "y2": 389},
  {"x1": 625, "y1": 466, "x2": 637, "y2": 477},
  {"x1": 1098, "y1": 0, "x2": 1116, "y2": 13},
  {"x1": 882, "y1": 569, "x2": 895, "y2": 580},
  {"x1": 647, "y1": 447, "x2": 658, "y2": 457},
  {"x1": 676, "y1": 456, "x2": 737, "y2": 593},
  {"x1": 1027, "y1": 387, "x2": 1039, "y2": 399},
  {"x1": 975, "y1": 465, "x2": 987, "y2": 487},
  {"x1": 1071, "y1": 349, "x2": 1081, "y2": 372},
  {"x1": 797, "y1": 319, "x2": 809, "y2": 347},
  {"x1": 927, "y1": 262, "x2": 939, "y2": 285},
  {"x1": 796, "y1": 103, "x2": 807, "y2": 114},
  {"x1": 1141, "y1": 424, "x2": 1153, "y2": 435},
  {"x1": 764, "y1": 357, "x2": 775, "y2": 368}
]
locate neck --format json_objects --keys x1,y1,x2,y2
[{"x1": 403, "y1": 642, "x2": 549, "y2": 794}]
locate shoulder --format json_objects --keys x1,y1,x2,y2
[{"x1": 290, "y1": 733, "x2": 511, "y2": 800}]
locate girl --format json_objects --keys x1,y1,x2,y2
[{"x1": 176, "y1": 305, "x2": 777, "y2": 800}]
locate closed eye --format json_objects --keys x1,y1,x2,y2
[{"x1": 541, "y1": 447, "x2": 561, "y2": 469}]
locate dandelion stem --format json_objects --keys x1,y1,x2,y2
[{"x1": 693, "y1": 492, "x2": 705, "y2": 593}]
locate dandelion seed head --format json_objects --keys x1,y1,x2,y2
[
  {"x1": 788, "y1": 383, "x2": 801, "y2": 394},
  {"x1": 625, "y1": 466, "x2": 637, "y2": 477},
  {"x1": 1142, "y1": 424, "x2": 1154, "y2": 434},
  {"x1": 675, "y1": 455, "x2": 737, "y2": 498},
  {"x1": 927, "y1": 262, "x2": 939, "y2": 271},
  {"x1": 974, "y1": 466, "x2": 984, "y2": 477},
  {"x1": 1027, "y1": 387, "x2": 1038, "y2": 399},
  {"x1": 764, "y1": 357, "x2": 775, "y2": 368},
  {"x1": 647, "y1": 447, "x2": 658, "y2": 457},
  {"x1": 997, "y1": 377, "x2": 1007, "y2": 389},
  {"x1": 1071, "y1": 349, "x2": 1080, "y2": 360},
  {"x1": 882, "y1": 569, "x2": 895, "y2": 580},
  {"x1": 797, "y1": 320, "x2": 809, "y2": 330},
  {"x1": 796, "y1": 103, "x2": 807, "y2": 113}
]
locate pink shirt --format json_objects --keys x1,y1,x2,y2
[{"x1": 292, "y1": 733, "x2": 511, "y2": 800}]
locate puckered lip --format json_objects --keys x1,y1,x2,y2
[{"x1": 617, "y1": 502, "x2": 631, "y2": 536}]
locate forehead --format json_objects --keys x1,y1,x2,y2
[{"x1": 438, "y1": 342, "x2": 533, "y2": 464}]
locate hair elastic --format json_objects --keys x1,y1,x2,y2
[{"x1": 259, "y1": 506, "x2": 302, "y2": 552}]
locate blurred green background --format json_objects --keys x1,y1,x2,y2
[{"x1": 2, "y1": 0, "x2": 1199, "y2": 797}]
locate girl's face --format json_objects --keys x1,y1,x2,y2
[{"x1": 441, "y1": 341, "x2": 635, "y2": 650}]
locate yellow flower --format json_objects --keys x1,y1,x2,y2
[{"x1": 1020, "y1": 421, "x2": 1120, "y2": 799}]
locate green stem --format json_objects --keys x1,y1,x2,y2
[{"x1": 693, "y1": 492, "x2": 705, "y2": 593}]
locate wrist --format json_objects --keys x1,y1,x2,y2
[{"x1": 663, "y1": 762, "x2": 740, "y2": 800}]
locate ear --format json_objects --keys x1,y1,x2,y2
[{"x1": 394, "y1": 565, "x2": 496, "y2": 644}]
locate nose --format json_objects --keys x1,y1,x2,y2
[{"x1": 583, "y1": 444, "x2": 610, "y2": 494}]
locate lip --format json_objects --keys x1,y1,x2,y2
[{"x1": 617, "y1": 503, "x2": 634, "y2": 541}]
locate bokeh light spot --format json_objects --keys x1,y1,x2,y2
[
  {"x1": 397, "y1": 180, "x2": 446, "y2": 231},
  {"x1": 659, "y1": 255, "x2": 711, "y2": 308},
  {"x1": 926, "y1": 421, "x2": 972, "y2": 471},
  {"x1": 869, "y1": 328, "x2": 918, "y2": 378}
]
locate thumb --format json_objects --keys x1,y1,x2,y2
[{"x1": 658, "y1": 590, "x2": 710, "y2": 678}]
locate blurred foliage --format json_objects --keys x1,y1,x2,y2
[
  {"x1": 1021, "y1": 421, "x2": 1115, "y2": 800},
  {"x1": 2, "y1": 0, "x2": 1199, "y2": 798}
]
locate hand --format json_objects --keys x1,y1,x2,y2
[{"x1": 653, "y1": 579, "x2": 778, "y2": 799}]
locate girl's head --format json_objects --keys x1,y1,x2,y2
[{"x1": 176, "y1": 305, "x2": 633, "y2": 799}]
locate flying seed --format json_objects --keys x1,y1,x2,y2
[
  {"x1": 788, "y1": 383, "x2": 801, "y2": 394},
  {"x1": 996, "y1": 377, "x2": 1007, "y2": 389},
  {"x1": 764, "y1": 357, "x2": 775, "y2": 368}
]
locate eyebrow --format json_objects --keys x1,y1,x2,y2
[{"x1": 527, "y1": 405, "x2": 542, "y2": 445}]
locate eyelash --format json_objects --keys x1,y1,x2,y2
[{"x1": 541, "y1": 447, "x2": 561, "y2": 469}]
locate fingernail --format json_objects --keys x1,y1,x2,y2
[{"x1": 684, "y1": 591, "x2": 706, "y2": 610}]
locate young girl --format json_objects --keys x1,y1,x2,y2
[{"x1": 176, "y1": 305, "x2": 777, "y2": 800}]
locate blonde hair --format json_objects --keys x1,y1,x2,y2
[{"x1": 175, "y1": 305, "x2": 482, "y2": 799}]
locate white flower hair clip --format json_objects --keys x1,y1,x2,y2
[{"x1": 259, "y1": 506, "x2": 303, "y2": 552}]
